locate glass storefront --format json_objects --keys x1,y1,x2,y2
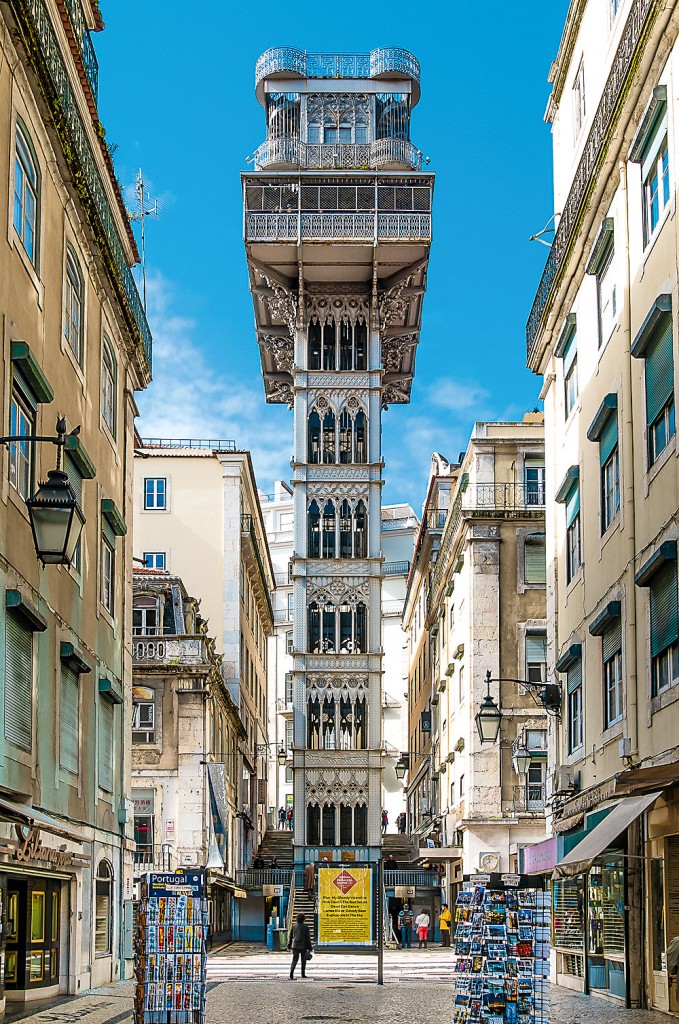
[{"x1": 4, "y1": 876, "x2": 62, "y2": 992}]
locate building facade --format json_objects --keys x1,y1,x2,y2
[
  {"x1": 417, "y1": 419, "x2": 548, "y2": 905},
  {"x1": 130, "y1": 569, "x2": 245, "y2": 942},
  {"x1": 244, "y1": 47, "x2": 433, "y2": 866},
  {"x1": 527, "y1": 0, "x2": 679, "y2": 1008},
  {"x1": 132, "y1": 443, "x2": 274, "y2": 900},
  {"x1": 0, "y1": 0, "x2": 151, "y2": 1011}
]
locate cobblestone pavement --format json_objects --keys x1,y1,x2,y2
[{"x1": 3, "y1": 947, "x2": 678, "y2": 1024}]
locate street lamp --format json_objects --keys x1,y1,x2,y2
[
  {"x1": 512, "y1": 745, "x2": 531, "y2": 775},
  {"x1": 3, "y1": 418, "x2": 85, "y2": 566},
  {"x1": 475, "y1": 673, "x2": 502, "y2": 744},
  {"x1": 256, "y1": 741, "x2": 288, "y2": 767},
  {"x1": 276, "y1": 745, "x2": 287, "y2": 767}
]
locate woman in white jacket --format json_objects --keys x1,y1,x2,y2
[{"x1": 414, "y1": 909, "x2": 430, "y2": 949}]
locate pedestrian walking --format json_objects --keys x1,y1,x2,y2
[
  {"x1": 384, "y1": 854, "x2": 398, "y2": 871},
  {"x1": 288, "y1": 912, "x2": 313, "y2": 979},
  {"x1": 304, "y1": 861, "x2": 315, "y2": 894},
  {"x1": 381, "y1": 809, "x2": 388, "y2": 834},
  {"x1": 286, "y1": 807, "x2": 293, "y2": 831},
  {"x1": 415, "y1": 908, "x2": 430, "y2": 948},
  {"x1": 439, "y1": 903, "x2": 452, "y2": 947},
  {"x1": 269, "y1": 856, "x2": 278, "y2": 869},
  {"x1": 278, "y1": 806, "x2": 286, "y2": 829},
  {"x1": 398, "y1": 902, "x2": 414, "y2": 949},
  {"x1": 252, "y1": 854, "x2": 265, "y2": 869},
  {"x1": 397, "y1": 811, "x2": 407, "y2": 834}
]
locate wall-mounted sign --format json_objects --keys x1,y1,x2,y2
[
  {"x1": 395, "y1": 885, "x2": 416, "y2": 898},
  {"x1": 262, "y1": 884, "x2": 284, "y2": 897},
  {"x1": 0, "y1": 826, "x2": 90, "y2": 868},
  {"x1": 165, "y1": 820, "x2": 175, "y2": 835}
]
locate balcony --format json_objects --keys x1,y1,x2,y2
[
  {"x1": 383, "y1": 559, "x2": 411, "y2": 576},
  {"x1": 384, "y1": 869, "x2": 441, "y2": 889},
  {"x1": 139, "y1": 437, "x2": 236, "y2": 451},
  {"x1": 508, "y1": 785, "x2": 546, "y2": 815},
  {"x1": 382, "y1": 599, "x2": 404, "y2": 617},
  {"x1": 467, "y1": 483, "x2": 545, "y2": 512},
  {"x1": 245, "y1": 211, "x2": 431, "y2": 244},
  {"x1": 273, "y1": 608, "x2": 291, "y2": 624},
  {"x1": 255, "y1": 47, "x2": 420, "y2": 100},
  {"x1": 132, "y1": 635, "x2": 209, "y2": 666},
  {"x1": 133, "y1": 844, "x2": 174, "y2": 873},
  {"x1": 526, "y1": 0, "x2": 659, "y2": 367},
  {"x1": 65, "y1": 0, "x2": 98, "y2": 100},
  {"x1": 253, "y1": 137, "x2": 423, "y2": 172},
  {"x1": 424, "y1": 508, "x2": 448, "y2": 532},
  {"x1": 237, "y1": 868, "x2": 292, "y2": 889}
]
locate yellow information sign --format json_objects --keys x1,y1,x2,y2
[{"x1": 317, "y1": 865, "x2": 373, "y2": 946}]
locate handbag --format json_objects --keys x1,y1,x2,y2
[{"x1": 303, "y1": 950, "x2": 313, "y2": 961}]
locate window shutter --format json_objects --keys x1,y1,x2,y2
[
  {"x1": 602, "y1": 620, "x2": 622, "y2": 662},
  {"x1": 566, "y1": 482, "x2": 580, "y2": 527},
  {"x1": 567, "y1": 659, "x2": 582, "y2": 695},
  {"x1": 650, "y1": 561, "x2": 679, "y2": 657},
  {"x1": 525, "y1": 541, "x2": 546, "y2": 585},
  {"x1": 59, "y1": 664, "x2": 80, "y2": 773},
  {"x1": 645, "y1": 317, "x2": 674, "y2": 424},
  {"x1": 4, "y1": 613, "x2": 33, "y2": 750},
  {"x1": 563, "y1": 332, "x2": 577, "y2": 375},
  {"x1": 526, "y1": 634, "x2": 547, "y2": 663},
  {"x1": 65, "y1": 453, "x2": 83, "y2": 506},
  {"x1": 98, "y1": 700, "x2": 114, "y2": 792},
  {"x1": 599, "y1": 414, "x2": 619, "y2": 466}
]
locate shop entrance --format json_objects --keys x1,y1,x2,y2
[{"x1": 5, "y1": 878, "x2": 61, "y2": 993}]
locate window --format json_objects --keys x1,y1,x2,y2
[
  {"x1": 133, "y1": 696, "x2": 156, "y2": 743},
  {"x1": 526, "y1": 729, "x2": 547, "y2": 751},
  {"x1": 644, "y1": 136, "x2": 670, "y2": 241},
  {"x1": 602, "y1": 446, "x2": 620, "y2": 532},
  {"x1": 133, "y1": 596, "x2": 159, "y2": 636},
  {"x1": 285, "y1": 672, "x2": 293, "y2": 705},
  {"x1": 524, "y1": 536, "x2": 546, "y2": 585},
  {"x1": 13, "y1": 123, "x2": 39, "y2": 265},
  {"x1": 596, "y1": 241, "x2": 616, "y2": 346},
  {"x1": 573, "y1": 60, "x2": 586, "y2": 140},
  {"x1": 603, "y1": 620, "x2": 623, "y2": 727},
  {"x1": 285, "y1": 630, "x2": 293, "y2": 655},
  {"x1": 562, "y1": 479, "x2": 582, "y2": 583},
  {"x1": 64, "y1": 248, "x2": 84, "y2": 365},
  {"x1": 94, "y1": 861, "x2": 113, "y2": 955},
  {"x1": 143, "y1": 552, "x2": 166, "y2": 570},
  {"x1": 98, "y1": 699, "x2": 114, "y2": 791},
  {"x1": 524, "y1": 458, "x2": 545, "y2": 505},
  {"x1": 9, "y1": 386, "x2": 34, "y2": 500},
  {"x1": 526, "y1": 633, "x2": 547, "y2": 684},
  {"x1": 287, "y1": 592, "x2": 294, "y2": 619},
  {"x1": 559, "y1": 325, "x2": 579, "y2": 418},
  {"x1": 567, "y1": 660, "x2": 583, "y2": 753},
  {"x1": 459, "y1": 774, "x2": 465, "y2": 799},
  {"x1": 101, "y1": 533, "x2": 115, "y2": 615},
  {"x1": 650, "y1": 560, "x2": 679, "y2": 695},
  {"x1": 589, "y1": 399, "x2": 620, "y2": 533},
  {"x1": 59, "y1": 664, "x2": 79, "y2": 774},
  {"x1": 144, "y1": 477, "x2": 167, "y2": 510},
  {"x1": 644, "y1": 314, "x2": 675, "y2": 466},
  {"x1": 101, "y1": 337, "x2": 117, "y2": 437},
  {"x1": 4, "y1": 611, "x2": 33, "y2": 751}
]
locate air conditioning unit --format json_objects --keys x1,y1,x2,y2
[{"x1": 552, "y1": 766, "x2": 575, "y2": 795}]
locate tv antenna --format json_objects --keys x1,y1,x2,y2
[
  {"x1": 128, "y1": 168, "x2": 158, "y2": 311},
  {"x1": 529, "y1": 212, "x2": 560, "y2": 248}
]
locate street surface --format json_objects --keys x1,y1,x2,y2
[{"x1": 3, "y1": 947, "x2": 677, "y2": 1024}]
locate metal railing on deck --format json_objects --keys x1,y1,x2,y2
[
  {"x1": 384, "y1": 869, "x2": 441, "y2": 888},
  {"x1": 65, "y1": 0, "x2": 98, "y2": 99},
  {"x1": 383, "y1": 560, "x2": 410, "y2": 576},
  {"x1": 236, "y1": 868, "x2": 292, "y2": 888}
]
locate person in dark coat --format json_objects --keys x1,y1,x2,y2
[{"x1": 288, "y1": 912, "x2": 313, "y2": 979}]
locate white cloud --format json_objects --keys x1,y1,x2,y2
[
  {"x1": 426, "y1": 377, "x2": 492, "y2": 415},
  {"x1": 137, "y1": 271, "x2": 292, "y2": 489}
]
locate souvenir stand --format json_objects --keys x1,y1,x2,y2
[
  {"x1": 452, "y1": 873, "x2": 551, "y2": 1024},
  {"x1": 134, "y1": 871, "x2": 209, "y2": 1024}
]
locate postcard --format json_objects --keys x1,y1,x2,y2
[{"x1": 518, "y1": 909, "x2": 532, "y2": 924}]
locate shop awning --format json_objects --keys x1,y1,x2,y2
[
  {"x1": 616, "y1": 761, "x2": 679, "y2": 795},
  {"x1": 0, "y1": 796, "x2": 84, "y2": 844},
  {"x1": 552, "y1": 791, "x2": 661, "y2": 879},
  {"x1": 417, "y1": 846, "x2": 463, "y2": 862}
]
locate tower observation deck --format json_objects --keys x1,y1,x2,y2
[{"x1": 243, "y1": 47, "x2": 434, "y2": 865}]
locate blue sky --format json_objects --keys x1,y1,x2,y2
[{"x1": 97, "y1": 1, "x2": 569, "y2": 509}]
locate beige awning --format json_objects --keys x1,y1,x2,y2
[
  {"x1": 616, "y1": 761, "x2": 679, "y2": 795},
  {"x1": 552, "y1": 791, "x2": 661, "y2": 879},
  {"x1": 417, "y1": 847, "x2": 463, "y2": 862},
  {"x1": 0, "y1": 796, "x2": 84, "y2": 844}
]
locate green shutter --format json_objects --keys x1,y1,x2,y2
[
  {"x1": 567, "y1": 659, "x2": 582, "y2": 695},
  {"x1": 563, "y1": 331, "x2": 577, "y2": 375},
  {"x1": 602, "y1": 620, "x2": 622, "y2": 662},
  {"x1": 566, "y1": 482, "x2": 580, "y2": 527},
  {"x1": 4, "y1": 613, "x2": 33, "y2": 750},
  {"x1": 65, "y1": 453, "x2": 83, "y2": 506},
  {"x1": 646, "y1": 317, "x2": 674, "y2": 424},
  {"x1": 59, "y1": 664, "x2": 79, "y2": 774},
  {"x1": 525, "y1": 542, "x2": 546, "y2": 585},
  {"x1": 599, "y1": 414, "x2": 619, "y2": 466},
  {"x1": 650, "y1": 561, "x2": 679, "y2": 658},
  {"x1": 98, "y1": 700, "x2": 114, "y2": 792},
  {"x1": 526, "y1": 634, "x2": 547, "y2": 663}
]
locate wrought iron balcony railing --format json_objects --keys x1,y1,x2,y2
[
  {"x1": 424, "y1": 508, "x2": 448, "y2": 532},
  {"x1": 16, "y1": 0, "x2": 152, "y2": 374},
  {"x1": 255, "y1": 47, "x2": 420, "y2": 91},
  {"x1": 244, "y1": 211, "x2": 431, "y2": 244},
  {"x1": 65, "y1": 0, "x2": 98, "y2": 100},
  {"x1": 236, "y1": 868, "x2": 293, "y2": 888},
  {"x1": 384, "y1": 869, "x2": 441, "y2": 888},
  {"x1": 140, "y1": 437, "x2": 236, "y2": 450},
  {"x1": 526, "y1": 0, "x2": 658, "y2": 367},
  {"x1": 509, "y1": 784, "x2": 546, "y2": 814},
  {"x1": 253, "y1": 137, "x2": 423, "y2": 172},
  {"x1": 468, "y1": 483, "x2": 546, "y2": 511},
  {"x1": 382, "y1": 599, "x2": 405, "y2": 617},
  {"x1": 273, "y1": 608, "x2": 290, "y2": 623}
]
